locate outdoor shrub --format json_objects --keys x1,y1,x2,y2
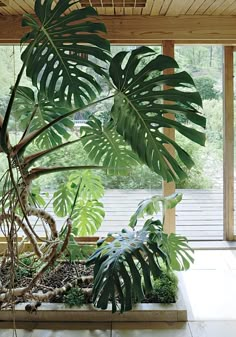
[{"x1": 194, "y1": 76, "x2": 219, "y2": 100}]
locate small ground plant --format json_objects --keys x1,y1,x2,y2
[
  {"x1": 63, "y1": 287, "x2": 85, "y2": 307},
  {"x1": 148, "y1": 271, "x2": 178, "y2": 303}
]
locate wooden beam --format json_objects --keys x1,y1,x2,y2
[
  {"x1": 162, "y1": 40, "x2": 176, "y2": 235},
  {"x1": 223, "y1": 46, "x2": 234, "y2": 240},
  {"x1": 2, "y1": 15, "x2": 236, "y2": 43},
  {"x1": 94, "y1": 15, "x2": 236, "y2": 42}
]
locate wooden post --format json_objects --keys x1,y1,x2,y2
[
  {"x1": 223, "y1": 46, "x2": 234, "y2": 240},
  {"x1": 162, "y1": 40, "x2": 176, "y2": 234}
]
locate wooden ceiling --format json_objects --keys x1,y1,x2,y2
[{"x1": 0, "y1": 0, "x2": 236, "y2": 16}]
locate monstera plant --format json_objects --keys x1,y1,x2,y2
[
  {"x1": 0, "y1": 0, "x2": 205, "y2": 310},
  {"x1": 87, "y1": 192, "x2": 193, "y2": 313}
]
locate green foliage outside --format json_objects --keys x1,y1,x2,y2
[{"x1": 194, "y1": 77, "x2": 220, "y2": 100}]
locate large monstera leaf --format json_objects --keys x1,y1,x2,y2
[
  {"x1": 12, "y1": 86, "x2": 74, "y2": 149},
  {"x1": 21, "y1": 0, "x2": 110, "y2": 107},
  {"x1": 110, "y1": 47, "x2": 206, "y2": 182},
  {"x1": 87, "y1": 220, "x2": 194, "y2": 313},
  {"x1": 81, "y1": 116, "x2": 139, "y2": 175},
  {"x1": 87, "y1": 228, "x2": 166, "y2": 313}
]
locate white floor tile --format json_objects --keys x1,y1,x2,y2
[
  {"x1": 181, "y1": 269, "x2": 236, "y2": 320},
  {"x1": 0, "y1": 330, "x2": 32, "y2": 337},
  {"x1": 112, "y1": 322, "x2": 192, "y2": 337},
  {"x1": 189, "y1": 251, "x2": 228, "y2": 271},
  {"x1": 31, "y1": 331, "x2": 109, "y2": 337},
  {"x1": 189, "y1": 321, "x2": 236, "y2": 337}
]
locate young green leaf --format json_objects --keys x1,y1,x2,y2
[{"x1": 72, "y1": 199, "x2": 105, "y2": 236}]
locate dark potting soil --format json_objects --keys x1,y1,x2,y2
[{"x1": 0, "y1": 262, "x2": 176, "y2": 305}]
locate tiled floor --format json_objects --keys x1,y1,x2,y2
[{"x1": 1, "y1": 250, "x2": 236, "y2": 336}]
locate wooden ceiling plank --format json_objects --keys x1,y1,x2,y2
[
  {"x1": 0, "y1": 0, "x2": 10, "y2": 5},
  {"x1": 204, "y1": 0, "x2": 227, "y2": 15},
  {"x1": 186, "y1": 0, "x2": 205, "y2": 15},
  {"x1": 7, "y1": 0, "x2": 27, "y2": 14},
  {"x1": 69, "y1": 2, "x2": 82, "y2": 10},
  {"x1": 115, "y1": 7, "x2": 124, "y2": 15},
  {"x1": 176, "y1": 0, "x2": 195, "y2": 14},
  {"x1": 133, "y1": 7, "x2": 142, "y2": 14},
  {"x1": 21, "y1": 0, "x2": 34, "y2": 11},
  {"x1": 150, "y1": 0, "x2": 164, "y2": 15},
  {"x1": 211, "y1": 0, "x2": 235, "y2": 15},
  {"x1": 0, "y1": 2, "x2": 18, "y2": 14},
  {"x1": 221, "y1": 2, "x2": 236, "y2": 15},
  {"x1": 159, "y1": 0, "x2": 173, "y2": 15},
  {"x1": 196, "y1": 0, "x2": 221, "y2": 15},
  {"x1": 105, "y1": 7, "x2": 115, "y2": 15},
  {"x1": 166, "y1": 0, "x2": 195, "y2": 16},
  {"x1": 0, "y1": 7, "x2": 10, "y2": 15},
  {"x1": 97, "y1": 7, "x2": 106, "y2": 14},
  {"x1": 142, "y1": 0, "x2": 154, "y2": 15},
  {"x1": 124, "y1": 7, "x2": 133, "y2": 15},
  {"x1": 15, "y1": 0, "x2": 34, "y2": 13},
  {"x1": 0, "y1": 0, "x2": 9, "y2": 5}
]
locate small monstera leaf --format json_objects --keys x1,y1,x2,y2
[
  {"x1": 110, "y1": 47, "x2": 206, "y2": 182},
  {"x1": 53, "y1": 171, "x2": 104, "y2": 236},
  {"x1": 72, "y1": 199, "x2": 104, "y2": 236},
  {"x1": 81, "y1": 116, "x2": 139, "y2": 175},
  {"x1": 129, "y1": 193, "x2": 182, "y2": 229},
  {"x1": 69, "y1": 170, "x2": 104, "y2": 200},
  {"x1": 143, "y1": 219, "x2": 194, "y2": 271},
  {"x1": 21, "y1": 0, "x2": 110, "y2": 107},
  {"x1": 29, "y1": 183, "x2": 47, "y2": 207},
  {"x1": 160, "y1": 233, "x2": 194, "y2": 271},
  {"x1": 53, "y1": 183, "x2": 75, "y2": 217},
  {"x1": 13, "y1": 86, "x2": 74, "y2": 149}
]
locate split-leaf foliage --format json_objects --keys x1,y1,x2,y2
[
  {"x1": 87, "y1": 193, "x2": 194, "y2": 313},
  {"x1": 0, "y1": 0, "x2": 204, "y2": 312}
]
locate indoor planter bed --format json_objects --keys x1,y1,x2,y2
[{"x1": 0, "y1": 291, "x2": 187, "y2": 323}]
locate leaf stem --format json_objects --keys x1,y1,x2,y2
[{"x1": 14, "y1": 94, "x2": 115, "y2": 156}]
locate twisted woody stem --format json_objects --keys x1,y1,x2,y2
[{"x1": 0, "y1": 159, "x2": 73, "y2": 302}]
